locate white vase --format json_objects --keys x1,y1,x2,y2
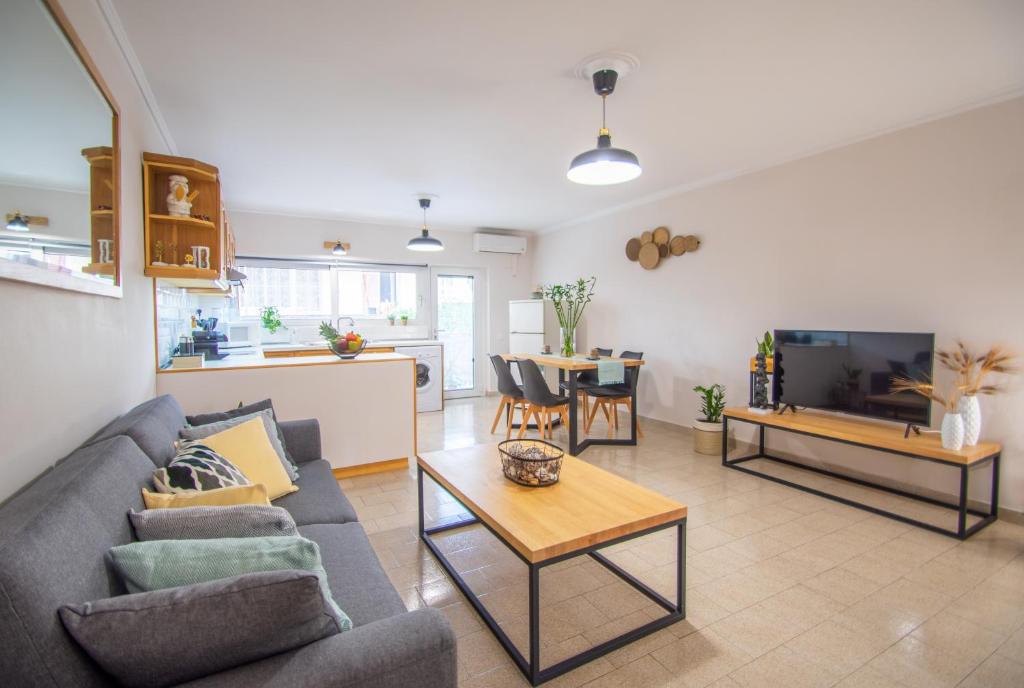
[
  {"x1": 958, "y1": 395, "x2": 981, "y2": 446},
  {"x1": 941, "y1": 412, "x2": 964, "y2": 451}
]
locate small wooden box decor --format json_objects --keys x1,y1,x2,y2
[{"x1": 625, "y1": 226, "x2": 700, "y2": 270}]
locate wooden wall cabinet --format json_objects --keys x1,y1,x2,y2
[
  {"x1": 143, "y1": 152, "x2": 233, "y2": 288},
  {"x1": 80, "y1": 146, "x2": 117, "y2": 279}
]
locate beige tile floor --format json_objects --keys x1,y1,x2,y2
[{"x1": 339, "y1": 397, "x2": 1024, "y2": 688}]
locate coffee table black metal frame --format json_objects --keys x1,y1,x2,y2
[
  {"x1": 722, "y1": 412, "x2": 1000, "y2": 540},
  {"x1": 417, "y1": 466, "x2": 685, "y2": 686}
]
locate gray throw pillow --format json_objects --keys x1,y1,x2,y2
[
  {"x1": 181, "y1": 408, "x2": 299, "y2": 481},
  {"x1": 105, "y1": 535, "x2": 351, "y2": 630},
  {"x1": 59, "y1": 570, "x2": 344, "y2": 688},
  {"x1": 153, "y1": 442, "x2": 250, "y2": 493},
  {"x1": 129, "y1": 504, "x2": 298, "y2": 541},
  {"x1": 186, "y1": 399, "x2": 298, "y2": 469}
]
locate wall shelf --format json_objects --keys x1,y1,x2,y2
[{"x1": 143, "y1": 152, "x2": 233, "y2": 289}]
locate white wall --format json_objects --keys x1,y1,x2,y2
[
  {"x1": 228, "y1": 210, "x2": 534, "y2": 390},
  {"x1": 0, "y1": 0, "x2": 167, "y2": 502},
  {"x1": 533, "y1": 97, "x2": 1024, "y2": 511}
]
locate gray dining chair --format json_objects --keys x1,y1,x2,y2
[
  {"x1": 489, "y1": 355, "x2": 527, "y2": 440},
  {"x1": 517, "y1": 358, "x2": 570, "y2": 440},
  {"x1": 585, "y1": 350, "x2": 644, "y2": 438}
]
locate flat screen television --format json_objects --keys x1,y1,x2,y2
[{"x1": 772, "y1": 330, "x2": 934, "y2": 425}]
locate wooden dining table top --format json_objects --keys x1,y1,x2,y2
[{"x1": 503, "y1": 353, "x2": 646, "y2": 371}]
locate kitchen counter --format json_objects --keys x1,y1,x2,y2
[
  {"x1": 159, "y1": 351, "x2": 411, "y2": 373},
  {"x1": 156, "y1": 351, "x2": 417, "y2": 470}
]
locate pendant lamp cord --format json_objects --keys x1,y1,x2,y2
[{"x1": 601, "y1": 95, "x2": 607, "y2": 131}]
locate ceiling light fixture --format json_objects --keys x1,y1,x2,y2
[
  {"x1": 407, "y1": 196, "x2": 444, "y2": 252},
  {"x1": 567, "y1": 57, "x2": 642, "y2": 186},
  {"x1": 5, "y1": 212, "x2": 31, "y2": 232}
]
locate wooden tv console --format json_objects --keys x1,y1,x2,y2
[{"x1": 722, "y1": 407, "x2": 1001, "y2": 539}]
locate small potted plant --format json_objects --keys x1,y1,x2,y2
[
  {"x1": 399, "y1": 310, "x2": 410, "y2": 326},
  {"x1": 693, "y1": 384, "x2": 726, "y2": 455},
  {"x1": 259, "y1": 306, "x2": 289, "y2": 344},
  {"x1": 386, "y1": 312, "x2": 397, "y2": 327}
]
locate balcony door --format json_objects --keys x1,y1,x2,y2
[{"x1": 432, "y1": 268, "x2": 485, "y2": 398}]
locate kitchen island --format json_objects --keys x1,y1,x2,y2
[{"x1": 156, "y1": 352, "x2": 416, "y2": 473}]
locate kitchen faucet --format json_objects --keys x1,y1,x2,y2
[{"x1": 335, "y1": 316, "x2": 355, "y2": 331}]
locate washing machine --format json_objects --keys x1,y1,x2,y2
[{"x1": 395, "y1": 345, "x2": 443, "y2": 412}]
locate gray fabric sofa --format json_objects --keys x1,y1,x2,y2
[{"x1": 0, "y1": 395, "x2": 456, "y2": 688}]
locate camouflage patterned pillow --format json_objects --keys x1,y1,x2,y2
[{"x1": 152, "y1": 442, "x2": 250, "y2": 493}]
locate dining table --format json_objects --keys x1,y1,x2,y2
[{"x1": 503, "y1": 353, "x2": 646, "y2": 455}]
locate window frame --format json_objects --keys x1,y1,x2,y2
[{"x1": 234, "y1": 259, "x2": 427, "y2": 326}]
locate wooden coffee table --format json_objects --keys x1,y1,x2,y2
[{"x1": 417, "y1": 443, "x2": 687, "y2": 686}]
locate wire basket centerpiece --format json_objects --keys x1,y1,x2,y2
[{"x1": 498, "y1": 440, "x2": 564, "y2": 487}]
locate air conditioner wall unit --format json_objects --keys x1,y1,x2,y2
[{"x1": 473, "y1": 232, "x2": 527, "y2": 255}]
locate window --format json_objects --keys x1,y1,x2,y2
[
  {"x1": 337, "y1": 269, "x2": 418, "y2": 318},
  {"x1": 236, "y1": 262, "x2": 423, "y2": 321},
  {"x1": 237, "y1": 265, "x2": 332, "y2": 318}
]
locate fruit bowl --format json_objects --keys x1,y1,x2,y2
[{"x1": 328, "y1": 338, "x2": 367, "y2": 359}]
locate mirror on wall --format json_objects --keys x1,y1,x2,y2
[{"x1": 0, "y1": 0, "x2": 121, "y2": 295}]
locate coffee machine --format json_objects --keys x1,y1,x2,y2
[{"x1": 192, "y1": 310, "x2": 229, "y2": 360}]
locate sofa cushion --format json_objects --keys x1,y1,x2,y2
[
  {"x1": 186, "y1": 399, "x2": 297, "y2": 468},
  {"x1": 152, "y1": 442, "x2": 251, "y2": 493},
  {"x1": 142, "y1": 484, "x2": 270, "y2": 509},
  {"x1": 274, "y1": 459, "x2": 359, "y2": 525},
  {"x1": 85, "y1": 395, "x2": 186, "y2": 467},
  {"x1": 181, "y1": 408, "x2": 299, "y2": 481},
  {"x1": 105, "y1": 536, "x2": 351, "y2": 629},
  {"x1": 0, "y1": 435, "x2": 155, "y2": 688},
  {"x1": 129, "y1": 504, "x2": 298, "y2": 541},
  {"x1": 59, "y1": 570, "x2": 344, "y2": 688},
  {"x1": 299, "y1": 523, "x2": 407, "y2": 626}
]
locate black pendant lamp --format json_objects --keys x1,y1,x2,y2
[
  {"x1": 6, "y1": 212, "x2": 30, "y2": 232},
  {"x1": 567, "y1": 69, "x2": 642, "y2": 185},
  {"x1": 407, "y1": 197, "x2": 444, "y2": 252}
]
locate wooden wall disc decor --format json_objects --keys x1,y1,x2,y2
[
  {"x1": 638, "y1": 242, "x2": 660, "y2": 270},
  {"x1": 625, "y1": 237, "x2": 641, "y2": 261},
  {"x1": 657, "y1": 243, "x2": 669, "y2": 258},
  {"x1": 640, "y1": 230, "x2": 653, "y2": 244},
  {"x1": 669, "y1": 235, "x2": 686, "y2": 256},
  {"x1": 652, "y1": 226, "x2": 670, "y2": 245},
  {"x1": 683, "y1": 235, "x2": 700, "y2": 252}
]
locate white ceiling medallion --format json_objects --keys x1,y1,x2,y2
[{"x1": 567, "y1": 52, "x2": 643, "y2": 186}]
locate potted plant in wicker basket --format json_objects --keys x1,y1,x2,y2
[{"x1": 693, "y1": 384, "x2": 725, "y2": 455}]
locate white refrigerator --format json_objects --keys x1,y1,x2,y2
[{"x1": 508, "y1": 299, "x2": 560, "y2": 387}]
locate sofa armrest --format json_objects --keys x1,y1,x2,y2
[
  {"x1": 279, "y1": 419, "x2": 322, "y2": 464},
  {"x1": 177, "y1": 608, "x2": 456, "y2": 688}
]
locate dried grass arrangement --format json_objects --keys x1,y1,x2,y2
[{"x1": 891, "y1": 341, "x2": 1018, "y2": 411}]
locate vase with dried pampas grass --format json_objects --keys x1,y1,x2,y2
[{"x1": 892, "y1": 342, "x2": 1017, "y2": 449}]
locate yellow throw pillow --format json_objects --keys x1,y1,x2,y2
[
  {"x1": 198, "y1": 417, "x2": 299, "y2": 500},
  {"x1": 142, "y1": 484, "x2": 271, "y2": 509}
]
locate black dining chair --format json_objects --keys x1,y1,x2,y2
[
  {"x1": 559, "y1": 347, "x2": 612, "y2": 422},
  {"x1": 585, "y1": 350, "x2": 644, "y2": 438},
  {"x1": 517, "y1": 358, "x2": 571, "y2": 440},
  {"x1": 489, "y1": 355, "x2": 527, "y2": 440}
]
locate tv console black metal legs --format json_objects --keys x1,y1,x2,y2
[
  {"x1": 417, "y1": 466, "x2": 685, "y2": 686},
  {"x1": 721, "y1": 416, "x2": 999, "y2": 540}
]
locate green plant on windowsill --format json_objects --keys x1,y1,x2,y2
[
  {"x1": 260, "y1": 306, "x2": 285, "y2": 334},
  {"x1": 386, "y1": 312, "x2": 397, "y2": 325},
  {"x1": 398, "y1": 310, "x2": 410, "y2": 325}
]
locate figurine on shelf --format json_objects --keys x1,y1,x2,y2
[
  {"x1": 191, "y1": 245, "x2": 210, "y2": 270},
  {"x1": 166, "y1": 175, "x2": 193, "y2": 217},
  {"x1": 152, "y1": 240, "x2": 167, "y2": 266},
  {"x1": 182, "y1": 253, "x2": 196, "y2": 269},
  {"x1": 97, "y1": 239, "x2": 113, "y2": 264}
]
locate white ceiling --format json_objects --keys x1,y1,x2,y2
[{"x1": 111, "y1": 0, "x2": 1024, "y2": 232}]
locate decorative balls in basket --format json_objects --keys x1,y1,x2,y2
[{"x1": 498, "y1": 440, "x2": 564, "y2": 487}]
